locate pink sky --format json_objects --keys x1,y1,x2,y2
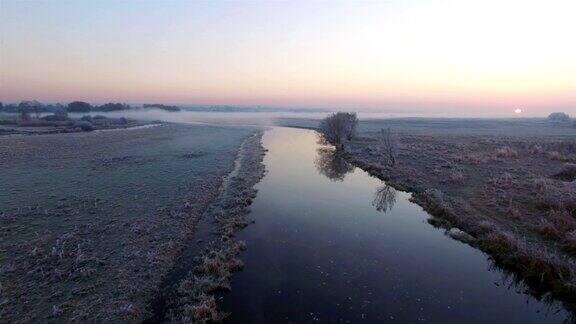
[{"x1": 1, "y1": 0, "x2": 575, "y2": 117}]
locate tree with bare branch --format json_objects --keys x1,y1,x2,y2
[
  {"x1": 318, "y1": 112, "x2": 358, "y2": 150},
  {"x1": 377, "y1": 127, "x2": 398, "y2": 166}
]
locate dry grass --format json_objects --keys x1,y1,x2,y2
[
  {"x1": 164, "y1": 132, "x2": 266, "y2": 322},
  {"x1": 341, "y1": 122, "x2": 576, "y2": 306},
  {"x1": 449, "y1": 170, "x2": 465, "y2": 183},
  {"x1": 495, "y1": 145, "x2": 519, "y2": 158},
  {"x1": 564, "y1": 230, "x2": 576, "y2": 255},
  {"x1": 536, "y1": 219, "x2": 562, "y2": 239},
  {"x1": 0, "y1": 124, "x2": 258, "y2": 322},
  {"x1": 549, "y1": 151, "x2": 565, "y2": 161},
  {"x1": 536, "y1": 181, "x2": 576, "y2": 214},
  {"x1": 489, "y1": 172, "x2": 514, "y2": 189},
  {"x1": 186, "y1": 294, "x2": 219, "y2": 323},
  {"x1": 554, "y1": 163, "x2": 576, "y2": 181},
  {"x1": 480, "y1": 231, "x2": 576, "y2": 295}
]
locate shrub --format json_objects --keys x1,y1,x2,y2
[
  {"x1": 418, "y1": 188, "x2": 452, "y2": 218},
  {"x1": 532, "y1": 177, "x2": 550, "y2": 192},
  {"x1": 188, "y1": 294, "x2": 219, "y2": 322},
  {"x1": 547, "y1": 112, "x2": 571, "y2": 123},
  {"x1": 72, "y1": 121, "x2": 95, "y2": 131},
  {"x1": 41, "y1": 114, "x2": 69, "y2": 122},
  {"x1": 535, "y1": 219, "x2": 561, "y2": 239},
  {"x1": 529, "y1": 144, "x2": 544, "y2": 154}
]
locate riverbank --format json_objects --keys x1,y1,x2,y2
[
  {"x1": 337, "y1": 119, "x2": 576, "y2": 308},
  {"x1": 220, "y1": 126, "x2": 570, "y2": 322},
  {"x1": 277, "y1": 117, "x2": 576, "y2": 310},
  {"x1": 0, "y1": 123, "x2": 263, "y2": 321},
  {"x1": 165, "y1": 131, "x2": 265, "y2": 322}
]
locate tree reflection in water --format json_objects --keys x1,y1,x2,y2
[
  {"x1": 372, "y1": 184, "x2": 397, "y2": 213},
  {"x1": 314, "y1": 147, "x2": 354, "y2": 182}
]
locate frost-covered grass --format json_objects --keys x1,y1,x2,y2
[
  {"x1": 165, "y1": 132, "x2": 266, "y2": 323},
  {"x1": 294, "y1": 117, "x2": 576, "y2": 306},
  {"x1": 0, "y1": 123, "x2": 258, "y2": 322}
]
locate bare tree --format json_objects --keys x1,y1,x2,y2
[
  {"x1": 377, "y1": 127, "x2": 398, "y2": 166},
  {"x1": 318, "y1": 112, "x2": 358, "y2": 150}
]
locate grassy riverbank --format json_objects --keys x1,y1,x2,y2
[
  {"x1": 0, "y1": 123, "x2": 263, "y2": 322},
  {"x1": 280, "y1": 117, "x2": 576, "y2": 311}
]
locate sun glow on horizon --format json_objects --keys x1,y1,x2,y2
[{"x1": 1, "y1": 0, "x2": 575, "y2": 116}]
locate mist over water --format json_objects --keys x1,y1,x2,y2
[
  {"x1": 68, "y1": 108, "x2": 545, "y2": 127},
  {"x1": 70, "y1": 109, "x2": 309, "y2": 126}
]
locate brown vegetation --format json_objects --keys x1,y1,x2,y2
[{"x1": 160, "y1": 132, "x2": 266, "y2": 323}]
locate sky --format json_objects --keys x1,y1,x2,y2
[{"x1": 0, "y1": 0, "x2": 575, "y2": 116}]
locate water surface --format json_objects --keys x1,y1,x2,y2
[{"x1": 222, "y1": 127, "x2": 569, "y2": 323}]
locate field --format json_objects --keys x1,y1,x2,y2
[
  {"x1": 279, "y1": 117, "x2": 576, "y2": 306},
  {"x1": 0, "y1": 123, "x2": 263, "y2": 322}
]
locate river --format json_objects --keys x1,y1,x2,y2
[{"x1": 220, "y1": 127, "x2": 568, "y2": 322}]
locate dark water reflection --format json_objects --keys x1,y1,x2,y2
[
  {"x1": 314, "y1": 147, "x2": 354, "y2": 182},
  {"x1": 221, "y1": 127, "x2": 570, "y2": 323},
  {"x1": 372, "y1": 184, "x2": 397, "y2": 213}
]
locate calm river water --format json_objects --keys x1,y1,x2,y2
[{"x1": 221, "y1": 127, "x2": 569, "y2": 323}]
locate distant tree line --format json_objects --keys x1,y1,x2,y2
[
  {"x1": 0, "y1": 100, "x2": 184, "y2": 113},
  {"x1": 142, "y1": 104, "x2": 181, "y2": 111},
  {"x1": 65, "y1": 101, "x2": 134, "y2": 113},
  {"x1": 0, "y1": 100, "x2": 142, "y2": 114},
  {"x1": 0, "y1": 100, "x2": 67, "y2": 115}
]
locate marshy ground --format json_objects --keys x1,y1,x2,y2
[{"x1": 0, "y1": 123, "x2": 263, "y2": 322}]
